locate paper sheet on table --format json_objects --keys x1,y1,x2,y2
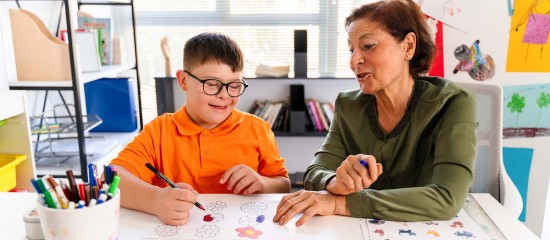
[
  {"x1": 361, "y1": 209, "x2": 490, "y2": 240},
  {"x1": 140, "y1": 194, "x2": 361, "y2": 240}
]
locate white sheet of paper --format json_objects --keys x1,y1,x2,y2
[
  {"x1": 361, "y1": 209, "x2": 491, "y2": 240},
  {"x1": 140, "y1": 194, "x2": 361, "y2": 240},
  {"x1": 420, "y1": 0, "x2": 479, "y2": 32}
]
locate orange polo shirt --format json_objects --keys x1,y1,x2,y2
[{"x1": 111, "y1": 105, "x2": 288, "y2": 193}]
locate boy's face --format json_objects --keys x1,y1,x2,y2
[{"x1": 176, "y1": 62, "x2": 243, "y2": 130}]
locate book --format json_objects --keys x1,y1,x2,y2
[
  {"x1": 304, "y1": 101, "x2": 317, "y2": 131},
  {"x1": 307, "y1": 100, "x2": 323, "y2": 132},
  {"x1": 267, "y1": 102, "x2": 282, "y2": 126},
  {"x1": 322, "y1": 102, "x2": 334, "y2": 124},
  {"x1": 260, "y1": 101, "x2": 274, "y2": 121},
  {"x1": 77, "y1": 16, "x2": 112, "y2": 65},
  {"x1": 314, "y1": 100, "x2": 329, "y2": 131}
]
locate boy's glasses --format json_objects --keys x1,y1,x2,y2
[{"x1": 184, "y1": 70, "x2": 248, "y2": 97}]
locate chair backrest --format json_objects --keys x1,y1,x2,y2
[{"x1": 455, "y1": 82, "x2": 502, "y2": 201}]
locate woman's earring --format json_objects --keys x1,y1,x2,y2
[{"x1": 407, "y1": 54, "x2": 411, "y2": 59}]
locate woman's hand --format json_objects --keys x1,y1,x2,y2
[
  {"x1": 152, "y1": 183, "x2": 197, "y2": 226},
  {"x1": 273, "y1": 190, "x2": 349, "y2": 227},
  {"x1": 326, "y1": 154, "x2": 383, "y2": 195},
  {"x1": 220, "y1": 164, "x2": 265, "y2": 194}
]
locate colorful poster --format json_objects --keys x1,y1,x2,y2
[
  {"x1": 427, "y1": 17, "x2": 444, "y2": 78},
  {"x1": 503, "y1": 83, "x2": 550, "y2": 138},
  {"x1": 420, "y1": 0, "x2": 479, "y2": 32},
  {"x1": 506, "y1": 1, "x2": 550, "y2": 72},
  {"x1": 503, "y1": 147, "x2": 534, "y2": 222}
]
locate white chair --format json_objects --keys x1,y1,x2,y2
[
  {"x1": 542, "y1": 178, "x2": 550, "y2": 240},
  {"x1": 456, "y1": 82, "x2": 522, "y2": 218}
]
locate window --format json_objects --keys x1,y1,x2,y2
[{"x1": 133, "y1": 0, "x2": 379, "y2": 80}]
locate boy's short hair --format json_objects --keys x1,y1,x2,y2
[{"x1": 183, "y1": 32, "x2": 244, "y2": 72}]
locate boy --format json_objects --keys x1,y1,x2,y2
[{"x1": 111, "y1": 32, "x2": 290, "y2": 226}]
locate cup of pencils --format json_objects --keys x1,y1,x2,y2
[{"x1": 33, "y1": 164, "x2": 121, "y2": 240}]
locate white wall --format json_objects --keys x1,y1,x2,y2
[
  {"x1": 0, "y1": 2, "x2": 17, "y2": 92},
  {"x1": 440, "y1": 0, "x2": 550, "y2": 237}
]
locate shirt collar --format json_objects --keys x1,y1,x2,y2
[{"x1": 173, "y1": 105, "x2": 245, "y2": 136}]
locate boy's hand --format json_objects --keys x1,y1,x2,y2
[
  {"x1": 220, "y1": 164, "x2": 264, "y2": 194},
  {"x1": 153, "y1": 183, "x2": 197, "y2": 226},
  {"x1": 326, "y1": 154, "x2": 383, "y2": 195}
]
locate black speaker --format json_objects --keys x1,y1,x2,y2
[
  {"x1": 294, "y1": 30, "x2": 307, "y2": 78},
  {"x1": 154, "y1": 77, "x2": 176, "y2": 115},
  {"x1": 289, "y1": 84, "x2": 307, "y2": 133}
]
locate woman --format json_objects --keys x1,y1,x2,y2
[{"x1": 273, "y1": 0, "x2": 477, "y2": 227}]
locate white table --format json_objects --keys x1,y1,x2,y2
[{"x1": 0, "y1": 193, "x2": 539, "y2": 239}]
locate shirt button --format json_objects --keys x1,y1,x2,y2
[{"x1": 204, "y1": 149, "x2": 209, "y2": 155}]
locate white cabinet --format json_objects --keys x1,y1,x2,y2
[{"x1": 0, "y1": 91, "x2": 35, "y2": 191}]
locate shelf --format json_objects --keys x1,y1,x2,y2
[
  {"x1": 34, "y1": 130, "x2": 138, "y2": 177},
  {"x1": 8, "y1": 63, "x2": 136, "y2": 90},
  {"x1": 78, "y1": 0, "x2": 132, "y2": 6},
  {"x1": 31, "y1": 114, "x2": 102, "y2": 135}
]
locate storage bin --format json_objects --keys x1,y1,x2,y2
[
  {"x1": 0, "y1": 154, "x2": 26, "y2": 192},
  {"x1": 84, "y1": 78, "x2": 137, "y2": 132}
]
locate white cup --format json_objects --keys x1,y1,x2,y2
[{"x1": 36, "y1": 190, "x2": 120, "y2": 240}]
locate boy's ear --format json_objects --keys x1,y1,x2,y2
[{"x1": 176, "y1": 70, "x2": 188, "y2": 91}]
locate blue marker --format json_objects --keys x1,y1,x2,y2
[
  {"x1": 31, "y1": 179, "x2": 41, "y2": 194},
  {"x1": 359, "y1": 159, "x2": 369, "y2": 168}
]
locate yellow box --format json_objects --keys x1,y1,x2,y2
[{"x1": 0, "y1": 154, "x2": 27, "y2": 192}]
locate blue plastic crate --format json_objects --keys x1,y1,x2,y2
[{"x1": 84, "y1": 78, "x2": 137, "y2": 132}]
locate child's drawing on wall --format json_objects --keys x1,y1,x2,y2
[
  {"x1": 503, "y1": 84, "x2": 550, "y2": 138},
  {"x1": 452, "y1": 40, "x2": 495, "y2": 81}
]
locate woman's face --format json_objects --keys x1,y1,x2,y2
[{"x1": 347, "y1": 17, "x2": 411, "y2": 95}]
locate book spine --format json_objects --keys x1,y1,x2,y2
[
  {"x1": 307, "y1": 100, "x2": 323, "y2": 132},
  {"x1": 322, "y1": 102, "x2": 334, "y2": 125},
  {"x1": 314, "y1": 100, "x2": 329, "y2": 131}
]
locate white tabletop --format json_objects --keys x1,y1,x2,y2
[{"x1": 0, "y1": 193, "x2": 538, "y2": 240}]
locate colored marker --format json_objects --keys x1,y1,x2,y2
[
  {"x1": 88, "y1": 163, "x2": 100, "y2": 200},
  {"x1": 54, "y1": 186, "x2": 69, "y2": 209},
  {"x1": 88, "y1": 199, "x2": 97, "y2": 207},
  {"x1": 36, "y1": 179, "x2": 48, "y2": 194},
  {"x1": 97, "y1": 193, "x2": 107, "y2": 204},
  {"x1": 78, "y1": 183, "x2": 87, "y2": 205},
  {"x1": 359, "y1": 159, "x2": 369, "y2": 168},
  {"x1": 30, "y1": 179, "x2": 41, "y2": 194},
  {"x1": 108, "y1": 176, "x2": 120, "y2": 197},
  {"x1": 43, "y1": 191, "x2": 57, "y2": 209},
  {"x1": 66, "y1": 170, "x2": 80, "y2": 202},
  {"x1": 145, "y1": 163, "x2": 205, "y2": 211}
]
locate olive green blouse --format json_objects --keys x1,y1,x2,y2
[{"x1": 304, "y1": 77, "x2": 477, "y2": 221}]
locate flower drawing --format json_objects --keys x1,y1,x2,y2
[
  {"x1": 205, "y1": 201, "x2": 228, "y2": 212},
  {"x1": 195, "y1": 225, "x2": 220, "y2": 239},
  {"x1": 235, "y1": 226, "x2": 263, "y2": 239},
  {"x1": 240, "y1": 201, "x2": 268, "y2": 213}
]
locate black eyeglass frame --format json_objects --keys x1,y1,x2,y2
[{"x1": 184, "y1": 70, "x2": 249, "y2": 97}]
